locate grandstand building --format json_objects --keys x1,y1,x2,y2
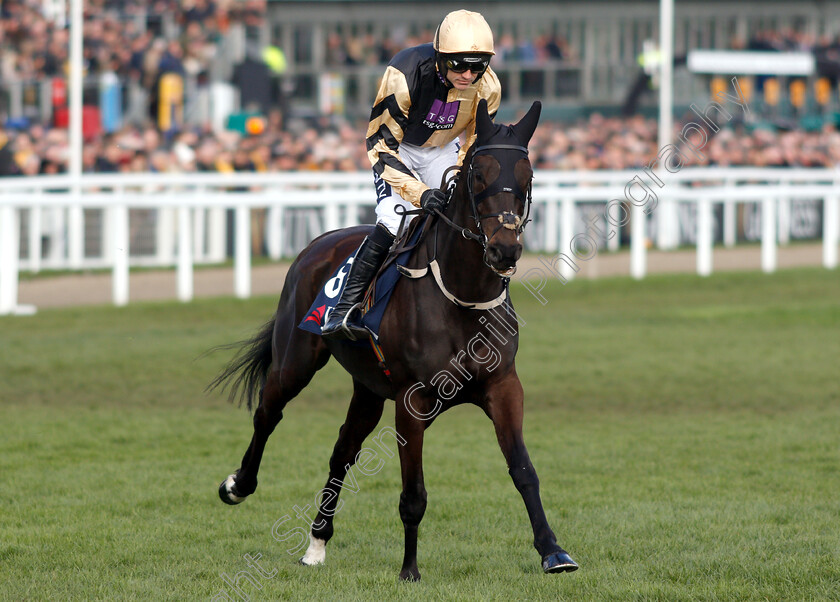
[
  {"x1": 262, "y1": 0, "x2": 840, "y2": 120},
  {"x1": 2, "y1": 0, "x2": 840, "y2": 127}
]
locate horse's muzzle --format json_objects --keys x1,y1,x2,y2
[{"x1": 485, "y1": 242, "x2": 523, "y2": 276}]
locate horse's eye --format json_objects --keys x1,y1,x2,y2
[{"x1": 474, "y1": 172, "x2": 484, "y2": 184}]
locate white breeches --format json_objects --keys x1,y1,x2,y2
[{"x1": 374, "y1": 139, "x2": 460, "y2": 235}]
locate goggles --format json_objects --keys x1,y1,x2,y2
[{"x1": 444, "y1": 55, "x2": 491, "y2": 74}]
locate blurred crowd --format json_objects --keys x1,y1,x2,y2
[
  {"x1": 530, "y1": 113, "x2": 840, "y2": 170},
  {"x1": 2, "y1": 0, "x2": 840, "y2": 178},
  {"x1": 0, "y1": 111, "x2": 367, "y2": 176},
  {"x1": 0, "y1": 0, "x2": 265, "y2": 83},
  {"x1": 4, "y1": 110, "x2": 840, "y2": 178}
]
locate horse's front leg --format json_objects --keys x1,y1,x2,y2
[
  {"x1": 484, "y1": 372, "x2": 578, "y2": 573},
  {"x1": 395, "y1": 397, "x2": 429, "y2": 581}
]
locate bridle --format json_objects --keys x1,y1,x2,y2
[
  {"x1": 468, "y1": 143, "x2": 533, "y2": 242},
  {"x1": 436, "y1": 144, "x2": 533, "y2": 252},
  {"x1": 392, "y1": 143, "x2": 534, "y2": 304}
]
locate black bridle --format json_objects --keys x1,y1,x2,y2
[
  {"x1": 468, "y1": 143, "x2": 533, "y2": 241},
  {"x1": 390, "y1": 143, "x2": 534, "y2": 286},
  {"x1": 436, "y1": 144, "x2": 533, "y2": 249}
]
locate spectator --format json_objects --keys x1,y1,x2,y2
[
  {"x1": 231, "y1": 44, "x2": 273, "y2": 114},
  {"x1": 94, "y1": 134, "x2": 123, "y2": 172},
  {"x1": 0, "y1": 124, "x2": 20, "y2": 176}
]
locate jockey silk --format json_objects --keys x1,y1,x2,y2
[{"x1": 366, "y1": 43, "x2": 501, "y2": 208}]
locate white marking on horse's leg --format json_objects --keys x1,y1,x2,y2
[
  {"x1": 224, "y1": 474, "x2": 245, "y2": 503},
  {"x1": 300, "y1": 533, "x2": 327, "y2": 566}
]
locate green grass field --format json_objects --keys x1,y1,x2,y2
[{"x1": 1, "y1": 268, "x2": 839, "y2": 601}]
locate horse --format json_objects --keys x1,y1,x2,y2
[{"x1": 210, "y1": 98, "x2": 578, "y2": 580}]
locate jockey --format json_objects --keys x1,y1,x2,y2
[{"x1": 322, "y1": 9, "x2": 502, "y2": 340}]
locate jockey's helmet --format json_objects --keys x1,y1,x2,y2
[{"x1": 433, "y1": 10, "x2": 494, "y2": 83}]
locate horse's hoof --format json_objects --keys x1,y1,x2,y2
[
  {"x1": 542, "y1": 550, "x2": 579, "y2": 573},
  {"x1": 299, "y1": 535, "x2": 326, "y2": 566},
  {"x1": 218, "y1": 474, "x2": 247, "y2": 505},
  {"x1": 399, "y1": 568, "x2": 421, "y2": 582}
]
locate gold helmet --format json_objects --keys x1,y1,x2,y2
[{"x1": 433, "y1": 10, "x2": 495, "y2": 56}]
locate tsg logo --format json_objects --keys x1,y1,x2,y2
[{"x1": 423, "y1": 99, "x2": 460, "y2": 130}]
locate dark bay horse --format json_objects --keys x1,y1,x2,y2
[{"x1": 211, "y1": 99, "x2": 578, "y2": 580}]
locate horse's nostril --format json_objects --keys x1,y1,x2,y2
[{"x1": 488, "y1": 244, "x2": 520, "y2": 265}]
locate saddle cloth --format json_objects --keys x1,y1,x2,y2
[{"x1": 297, "y1": 221, "x2": 424, "y2": 342}]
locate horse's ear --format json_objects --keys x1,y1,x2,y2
[
  {"x1": 475, "y1": 98, "x2": 494, "y2": 140},
  {"x1": 512, "y1": 101, "x2": 542, "y2": 144}
]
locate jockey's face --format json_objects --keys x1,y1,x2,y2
[{"x1": 446, "y1": 68, "x2": 478, "y2": 90}]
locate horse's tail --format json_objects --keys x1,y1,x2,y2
[{"x1": 205, "y1": 317, "x2": 275, "y2": 413}]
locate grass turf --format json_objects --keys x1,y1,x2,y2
[{"x1": 1, "y1": 268, "x2": 838, "y2": 600}]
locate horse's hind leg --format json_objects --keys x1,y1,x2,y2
[
  {"x1": 300, "y1": 379, "x2": 385, "y2": 566},
  {"x1": 220, "y1": 370, "x2": 290, "y2": 504},
  {"x1": 220, "y1": 327, "x2": 330, "y2": 505}
]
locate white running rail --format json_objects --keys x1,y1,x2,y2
[{"x1": 1, "y1": 167, "x2": 839, "y2": 314}]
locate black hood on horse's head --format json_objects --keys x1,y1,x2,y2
[{"x1": 475, "y1": 99, "x2": 542, "y2": 148}]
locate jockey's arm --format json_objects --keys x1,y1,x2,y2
[{"x1": 366, "y1": 66, "x2": 427, "y2": 207}]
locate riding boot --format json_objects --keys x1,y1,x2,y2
[{"x1": 321, "y1": 224, "x2": 395, "y2": 341}]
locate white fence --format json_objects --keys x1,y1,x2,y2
[{"x1": 1, "y1": 167, "x2": 839, "y2": 315}]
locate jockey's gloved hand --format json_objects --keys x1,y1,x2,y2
[{"x1": 420, "y1": 188, "x2": 447, "y2": 214}]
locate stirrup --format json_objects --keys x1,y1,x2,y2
[{"x1": 335, "y1": 302, "x2": 369, "y2": 341}]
